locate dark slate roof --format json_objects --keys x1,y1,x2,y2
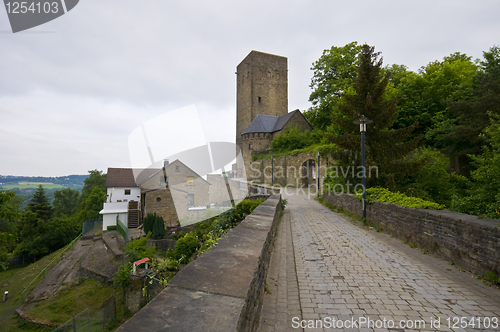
[
  {"x1": 241, "y1": 109, "x2": 301, "y2": 135},
  {"x1": 273, "y1": 110, "x2": 298, "y2": 132},
  {"x1": 242, "y1": 114, "x2": 278, "y2": 134},
  {"x1": 106, "y1": 168, "x2": 161, "y2": 187}
]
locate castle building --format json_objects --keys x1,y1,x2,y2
[{"x1": 236, "y1": 51, "x2": 312, "y2": 166}]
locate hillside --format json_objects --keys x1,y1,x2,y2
[{"x1": 0, "y1": 174, "x2": 88, "y2": 208}]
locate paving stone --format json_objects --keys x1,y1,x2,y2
[{"x1": 258, "y1": 190, "x2": 500, "y2": 332}]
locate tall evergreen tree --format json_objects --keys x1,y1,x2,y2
[
  {"x1": 15, "y1": 211, "x2": 48, "y2": 262},
  {"x1": 26, "y1": 185, "x2": 53, "y2": 222},
  {"x1": 328, "y1": 44, "x2": 421, "y2": 189}
]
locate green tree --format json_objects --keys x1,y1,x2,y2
[
  {"x1": 15, "y1": 211, "x2": 48, "y2": 262},
  {"x1": 78, "y1": 186, "x2": 106, "y2": 222},
  {"x1": 53, "y1": 188, "x2": 80, "y2": 217},
  {"x1": 26, "y1": 185, "x2": 53, "y2": 222},
  {"x1": 0, "y1": 190, "x2": 21, "y2": 269},
  {"x1": 327, "y1": 44, "x2": 421, "y2": 189},
  {"x1": 0, "y1": 190, "x2": 22, "y2": 232},
  {"x1": 143, "y1": 213, "x2": 165, "y2": 240},
  {"x1": 444, "y1": 46, "x2": 500, "y2": 165},
  {"x1": 43, "y1": 215, "x2": 81, "y2": 252},
  {"x1": 78, "y1": 170, "x2": 106, "y2": 209},
  {"x1": 305, "y1": 42, "x2": 362, "y2": 131},
  {"x1": 452, "y1": 113, "x2": 500, "y2": 218},
  {"x1": 399, "y1": 148, "x2": 466, "y2": 207},
  {"x1": 394, "y1": 52, "x2": 478, "y2": 145}
]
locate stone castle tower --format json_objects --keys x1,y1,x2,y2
[{"x1": 236, "y1": 51, "x2": 288, "y2": 149}]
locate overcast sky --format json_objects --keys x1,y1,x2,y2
[{"x1": 0, "y1": 0, "x2": 499, "y2": 176}]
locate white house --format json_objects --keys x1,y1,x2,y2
[{"x1": 99, "y1": 168, "x2": 161, "y2": 231}]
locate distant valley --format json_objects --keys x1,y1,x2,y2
[{"x1": 0, "y1": 174, "x2": 89, "y2": 207}]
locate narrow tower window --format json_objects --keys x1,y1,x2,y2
[{"x1": 258, "y1": 96, "x2": 261, "y2": 103}]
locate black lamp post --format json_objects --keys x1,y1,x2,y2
[
  {"x1": 353, "y1": 115, "x2": 373, "y2": 222},
  {"x1": 271, "y1": 151, "x2": 274, "y2": 185},
  {"x1": 317, "y1": 149, "x2": 321, "y2": 194}
]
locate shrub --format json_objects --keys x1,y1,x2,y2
[
  {"x1": 358, "y1": 187, "x2": 445, "y2": 210},
  {"x1": 399, "y1": 148, "x2": 458, "y2": 207},
  {"x1": 157, "y1": 258, "x2": 179, "y2": 272},
  {"x1": 172, "y1": 230, "x2": 186, "y2": 240},
  {"x1": 173, "y1": 232, "x2": 200, "y2": 262},
  {"x1": 125, "y1": 235, "x2": 157, "y2": 262},
  {"x1": 269, "y1": 126, "x2": 324, "y2": 153},
  {"x1": 143, "y1": 213, "x2": 165, "y2": 239},
  {"x1": 113, "y1": 262, "x2": 132, "y2": 287},
  {"x1": 211, "y1": 199, "x2": 264, "y2": 237}
]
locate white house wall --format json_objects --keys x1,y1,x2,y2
[
  {"x1": 106, "y1": 187, "x2": 141, "y2": 203},
  {"x1": 103, "y1": 214, "x2": 117, "y2": 231},
  {"x1": 102, "y1": 212, "x2": 129, "y2": 231}
]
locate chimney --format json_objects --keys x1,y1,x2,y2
[{"x1": 163, "y1": 159, "x2": 169, "y2": 188}]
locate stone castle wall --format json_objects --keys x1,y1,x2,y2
[{"x1": 116, "y1": 195, "x2": 283, "y2": 332}]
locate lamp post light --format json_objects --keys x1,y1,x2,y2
[{"x1": 353, "y1": 115, "x2": 373, "y2": 222}]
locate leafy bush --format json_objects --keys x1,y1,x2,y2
[
  {"x1": 398, "y1": 148, "x2": 468, "y2": 207},
  {"x1": 113, "y1": 262, "x2": 132, "y2": 287},
  {"x1": 358, "y1": 187, "x2": 445, "y2": 210},
  {"x1": 173, "y1": 232, "x2": 200, "y2": 262},
  {"x1": 143, "y1": 213, "x2": 165, "y2": 239},
  {"x1": 212, "y1": 199, "x2": 264, "y2": 237},
  {"x1": 125, "y1": 235, "x2": 157, "y2": 262},
  {"x1": 269, "y1": 126, "x2": 324, "y2": 154},
  {"x1": 157, "y1": 258, "x2": 179, "y2": 272},
  {"x1": 172, "y1": 230, "x2": 186, "y2": 240}
]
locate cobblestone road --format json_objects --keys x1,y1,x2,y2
[{"x1": 258, "y1": 191, "x2": 500, "y2": 332}]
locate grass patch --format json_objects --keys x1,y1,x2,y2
[
  {"x1": 0, "y1": 248, "x2": 66, "y2": 332},
  {"x1": 27, "y1": 278, "x2": 116, "y2": 324}
]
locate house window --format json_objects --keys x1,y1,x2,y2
[
  {"x1": 186, "y1": 176, "x2": 194, "y2": 185},
  {"x1": 175, "y1": 165, "x2": 180, "y2": 172},
  {"x1": 187, "y1": 194, "x2": 194, "y2": 206},
  {"x1": 160, "y1": 176, "x2": 167, "y2": 185},
  {"x1": 249, "y1": 144, "x2": 253, "y2": 150},
  {"x1": 124, "y1": 189, "x2": 131, "y2": 195}
]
